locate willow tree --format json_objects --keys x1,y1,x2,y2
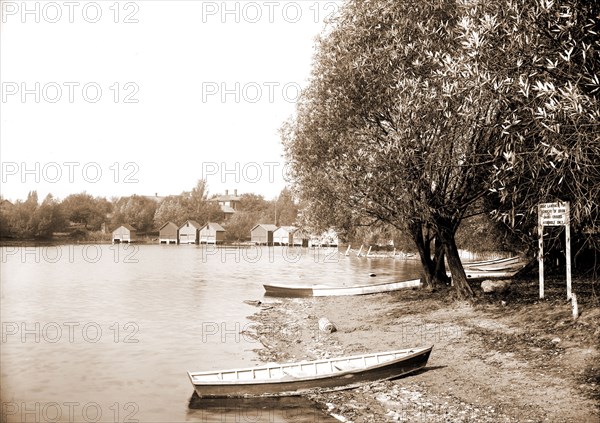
[
  {"x1": 472, "y1": 0, "x2": 600, "y2": 251},
  {"x1": 283, "y1": 0, "x2": 600, "y2": 297},
  {"x1": 282, "y1": 0, "x2": 511, "y2": 298}
]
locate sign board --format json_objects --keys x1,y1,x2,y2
[
  {"x1": 538, "y1": 201, "x2": 571, "y2": 300},
  {"x1": 539, "y1": 202, "x2": 569, "y2": 226}
]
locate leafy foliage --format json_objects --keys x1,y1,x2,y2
[
  {"x1": 282, "y1": 0, "x2": 600, "y2": 297},
  {"x1": 61, "y1": 193, "x2": 111, "y2": 230},
  {"x1": 152, "y1": 180, "x2": 223, "y2": 229},
  {"x1": 112, "y1": 195, "x2": 158, "y2": 233},
  {"x1": 0, "y1": 192, "x2": 67, "y2": 238}
]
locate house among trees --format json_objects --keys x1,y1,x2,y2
[
  {"x1": 158, "y1": 221, "x2": 179, "y2": 244},
  {"x1": 0, "y1": 199, "x2": 14, "y2": 211},
  {"x1": 199, "y1": 222, "x2": 225, "y2": 244},
  {"x1": 179, "y1": 220, "x2": 201, "y2": 244},
  {"x1": 251, "y1": 224, "x2": 278, "y2": 245},
  {"x1": 212, "y1": 189, "x2": 241, "y2": 220},
  {"x1": 112, "y1": 224, "x2": 137, "y2": 243}
]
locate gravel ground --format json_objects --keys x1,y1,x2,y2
[{"x1": 245, "y1": 283, "x2": 599, "y2": 422}]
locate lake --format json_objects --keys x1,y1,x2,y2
[{"x1": 0, "y1": 244, "x2": 422, "y2": 422}]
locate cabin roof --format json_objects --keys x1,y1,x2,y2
[
  {"x1": 115, "y1": 224, "x2": 137, "y2": 231},
  {"x1": 203, "y1": 222, "x2": 225, "y2": 231},
  {"x1": 213, "y1": 194, "x2": 241, "y2": 202},
  {"x1": 220, "y1": 204, "x2": 235, "y2": 214},
  {"x1": 159, "y1": 221, "x2": 178, "y2": 230},
  {"x1": 179, "y1": 220, "x2": 201, "y2": 229},
  {"x1": 251, "y1": 224, "x2": 279, "y2": 232},
  {"x1": 274, "y1": 225, "x2": 297, "y2": 233}
]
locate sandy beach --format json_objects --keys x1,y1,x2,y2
[{"x1": 246, "y1": 277, "x2": 599, "y2": 422}]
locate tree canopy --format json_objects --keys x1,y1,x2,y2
[{"x1": 283, "y1": 0, "x2": 600, "y2": 298}]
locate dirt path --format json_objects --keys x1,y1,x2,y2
[{"x1": 246, "y1": 287, "x2": 599, "y2": 422}]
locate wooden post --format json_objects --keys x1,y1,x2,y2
[
  {"x1": 538, "y1": 205, "x2": 544, "y2": 299},
  {"x1": 366, "y1": 246, "x2": 372, "y2": 257},
  {"x1": 345, "y1": 244, "x2": 351, "y2": 256},
  {"x1": 565, "y1": 202, "x2": 572, "y2": 300},
  {"x1": 392, "y1": 248, "x2": 396, "y2": 258},
  {"x1": 357, "y1": 245, "x2": 363, "y2": 257},
  {"x1": 571, "y1": 292, "x2": 578, "y2": 320}
]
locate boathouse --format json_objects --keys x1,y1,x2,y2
[
  {"x1": 179, "y1": 220, "x2": 201, "y2": 244},
  {"x1": 199, "y1": 222, "x2": 225, "y2": 244},
  {"x1": 292, "y1": 229, "x2": 310, "y2": 247},
  {"x1": 112, "y1": 224, "x2": 137, "y2": 244},
  {"x1": 158, "y1": 221, "x2": 179, "y2": 244},
  {"x1": 250, "y1": 224, "x2": 278, "y2": 245},
  {"x1": 273, "y1": 226, "x2": 297, "y2": 246}
]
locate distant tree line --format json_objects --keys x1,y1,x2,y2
[
  {"x1": 0, "y1": 180, "x2": 301, "y2": 241},
  {"x1": 0, "y1": 180, "x2": 515, "y2": 254}
]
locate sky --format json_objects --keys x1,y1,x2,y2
[{"x1": 0, "y1": 0, "x2": 343, "y2": 202}]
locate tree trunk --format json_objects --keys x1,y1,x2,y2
[
  {"x1": 408, "y1": 222, "x2": 433, "y2": 288},
  {"x1": 409, "y1": 222, "x2": 447, "y2": 289},
  {"x1": 433, "y1": 237, "x2": 450, "y2": 286},
  {"x1": 439, "y1": 225, "x2": 473, "y2": 299}
]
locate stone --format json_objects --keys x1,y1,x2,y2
[{"x1": 481, "y1": 279, "x2": 511, "y2": 293}]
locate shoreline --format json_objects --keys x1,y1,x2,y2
[{"x1": 248, "y1": 281, "x2": 599, "y2": 422}]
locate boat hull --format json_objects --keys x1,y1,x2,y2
[
  {"x1": 189, "y1": 347, "x2": 432, "y2": 398},
  {"x1": 263, "y1": 285, "x2": 315, "y2": 297},
  {"x1": 263, "y1": 278, "x2": 421, "y2": 297}
]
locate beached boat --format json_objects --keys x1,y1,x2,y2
[
  {"x1": 263, "y1": 278, "x2": 422, "y2": 297},
  {"x1": 462, "y1": 269, "x2": 522, "y2": 279},
  {"x1": 188, "y1": 346, "x2": 433, "y2": 398},
  {"x1": 464, "y1": 256, "x2": 525, "y2": 270},
  {"x1": 463, "y1": 256, "x2": 522, "y2": 267},
  {"x1": 459, "y1": 256, "x2": 528, "y2": 278}
]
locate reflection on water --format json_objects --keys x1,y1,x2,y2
[
  {"x1": 187, "y1": 392, "x2": 337, "y2": 422},
  {"x1": 1, "y1": 244, "x2": 421, "y2": 422}
]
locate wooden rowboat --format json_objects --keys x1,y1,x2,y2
[
  {"x1": 463, "y1": 269, "x2": 522, "y2": 279},
  {"x1": 463, "y1": 256, "x2": 522, "y2": 267},
  {"x1": 448, "y1": 267, "x2": 523, "y2": 279},
  {"x1": 263, "y1": 278, "x2": 422, "y2": 297},
  {"x1": 459, "y1": 256, "x2": 528, "y2": 278},
  {"x1": 188, "y1": 346, "x2": 433, "y2": 398}
]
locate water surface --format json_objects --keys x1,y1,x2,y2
[{"x1": 1, "y1": 244, "x2": 421, "y2": 422}]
